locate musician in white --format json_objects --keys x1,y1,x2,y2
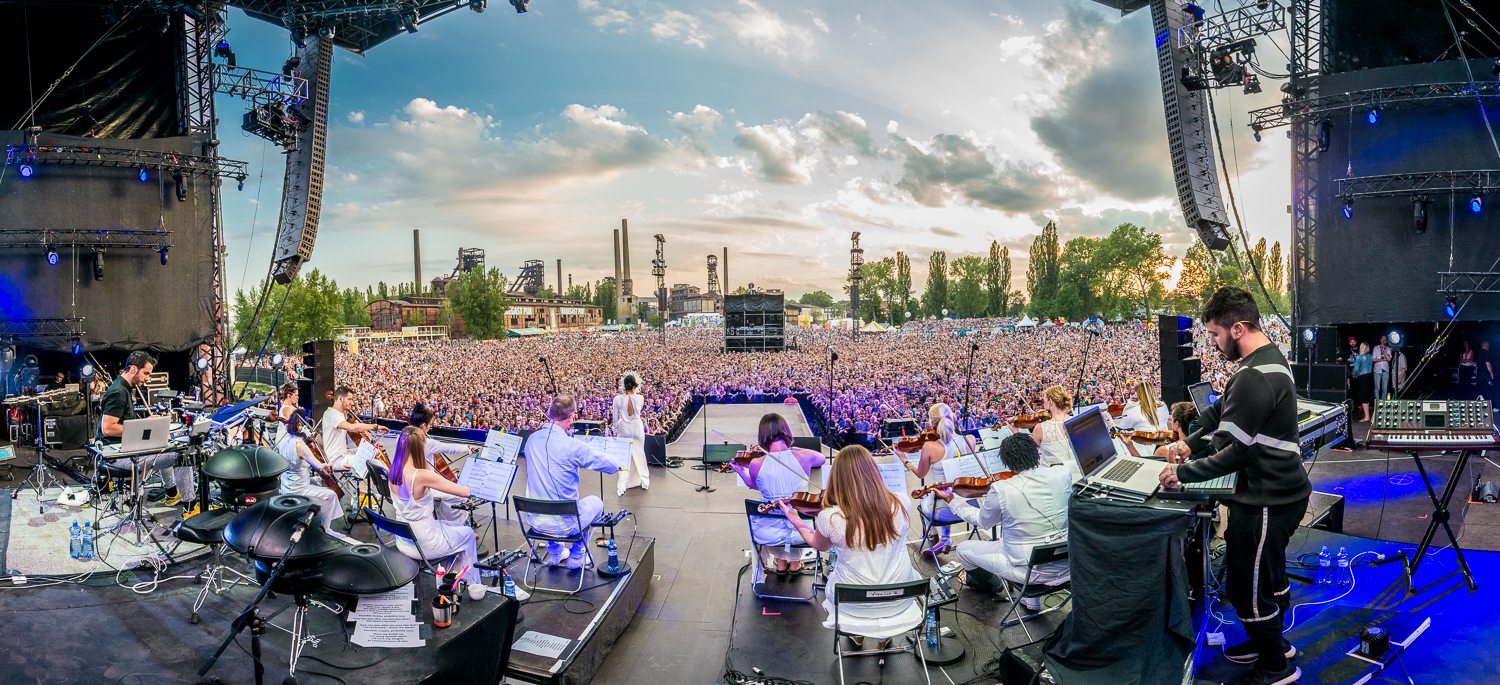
[
  {"x1": 276, "y1": 413, "x2": 343, "y2": 533},
  {"x1": 321, "y1": 386, "x2": 382, "y2": 470},
  {"x1": 932, "y1": 434, "x2": 1070, "y2": 609},
  {"x1": 522, "y1": 396, "x2": 621, "y2": 568},
  {"x1": 408, "y1": 402, "x2": 477, "y2": 523},
  {"x1": 611, "y1": 371, "x2": 650, "y2": 495}
]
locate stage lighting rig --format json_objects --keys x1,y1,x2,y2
[
  {"x1": 214, "y1": 41, "x2": 236, "y2": 68},
  {"x1": 510, "y1": 0, "x2": 528, "y2": 13},
  {"x1": 282, "y1": 56, "x2": 301, "y2": 76},
  {"x1": 242, "y1": 104, "x2": 300, "y2": 146},
  {"x1": 159, "y1": 246, "x2": 169, "y2": 265},
  {"x1": 470, "y1": 0, "x2": 486, "y2": 12},
  {"x1": 19, "y1": 164, "x2": 33, "y2": 178},
  {"x1": 1367, "y1": 109, "x2": 1379, "y2": 125},
  {"x1": 1388, "y1": 330, "x2": 1403, "y2": 347},
  {"x1": 1445, "y1": 295, "x2": 1458, "y2": 318},
  {"x1": 401, "y1": 10, "x2": 419, "y2": 33},
  {"x1": 1413, "y1": 195, "x2": 1432, "y2": 234},
  {"x1": 173, "y1": 172, "x2": 187, "y2": 202},
  {"x1": 1472, "y1": 193, "x2": 1483, "y2": 214},
  {"x1": 46, "y1": 245, "x2": 58, "y2": 266},
  {"x1": 1317, "y1": 119, "x2": 1333, "y2": 152},
  {"x1": 1341, "y1": 196, "x2": 1354, "y2": 219},
  {"x1": 91, "y1": 249, "x2": 105, "y2": 281},
  {"x1": 138, "y1": 167, "x2": 149, "y2": 182},
  {"x1": 271, "y1": 352, "x2": 285, "y2": 368}
]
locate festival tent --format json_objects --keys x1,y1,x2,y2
[
  {"x1": 1040, "y1": 321, "x2": 1056, "y2": 327},
  {"x1": 860, "y1": 321, "x2": 892, "y2": 333},
  {"x1": 507, "y1": 328, "x2": 548, "y2": 337},
  {"x1": 1016, "y1": 315, "x2": 1038, "y2": 328}
]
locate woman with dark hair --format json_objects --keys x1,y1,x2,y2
[
  {"x1": 778, "y1": 445, "x2": 919, "y2": 646},
  {"x1": 730, "y1": 412, "x2": 826, "y2": 574},
  {"x1": 1155, "y1": 402, "x2": 1202, "y2": 463},
  {"x1": 408, "y1": 402, "x2": 477, "y2": 522},
  {"x1": 611, "y1": 371, "x2": 650, "y2": 495},
  {"x1": 389, "y1": 426, "x2": 479, "y2": 585},
  {"x1": 933, "y1": 434, "x2": 1071, "y2": 605},
  {"x1": 276, "y1": 412, "x2": 343, "y2": 533}
]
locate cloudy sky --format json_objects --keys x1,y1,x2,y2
[{"x1": 217, "y1": 0, "x2": 1292, "y2": 301}]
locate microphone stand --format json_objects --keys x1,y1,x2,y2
[
  {"x1": 199, "y1": 508, "x2": 318, "y2": 685},
  {"x1": 826, "y1": 348, "x2": 838, "y2": 455},
  {"x1": 962, "y1": 341, "x2": 979, "y2": 431},
  {"x1": 1073, "y1": 325, "x2": 1101, "y2": 406},
  {"x1": 539, "y1": 356, "x2": 558, "y2": 397}
]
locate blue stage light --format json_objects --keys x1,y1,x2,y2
[
  {"x1": 139, "y1": 167, "x2": 149, "y2": 182},
  {"x1": 19, "y1": 164, "x2": 33, "y2": 178},
  {"x1": 1445, "y1": 296, "x2": 1458, "y2": 318},
  {"x1": 1472, "y1": 194, "x2": 1483, "y2": 214},
  {"x1": 1367, "y1": 109, "x2": 1378, "y2": 124},
  {"x1": 46, "y1": 248, "x2": 58, "y2": 266},
  {"x1": 1342, "y1": 197, "x2": 1354, "y2": 219}
]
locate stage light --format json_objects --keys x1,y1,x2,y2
[
  {"x1": 46, "y1": 246, "x2": 57, "y2": 266},
  {"x1": 1388, "y1": 330, "x2": 1403, "y2": 346},
  {"x1": 401, "y1": 10, "x2": 418, "y2": 32},
  {"x1": 271, "y1": 353, "x2": 284, "y2": 368},
  {"x1": 173, "y1": 172, "x2": 186, "y2": 202},
  {"x1": 1342, "y1": 196, "x2": 1354, "y2": 219},
  {"x1": 1318, "y1": 120, "x2": 1333, "y2": 152},
  {"x1": 1413, "y1": 195, "x2": 1431, "y2": 233},
  {"x1": 159, "y1": 246, "x2": 169, "y2": 265},
  {"x1": 19, "y1": 164, "x2": 33, "y2": 178},
  {"x1": 317, "y1": 23, "x2": 336, "y2": 39},
  {"x1": 72, "y1": 338, "x2": 82, "y2": 355},
  {"x1": 470, "y1": 0, "x2": 486, "y2": 12},
  {"x1": 510, "y1": 0, "x2": 528, "y2": 13},
  {"x1": 80, "y1": 364, "x2": 94, "y2": 379},
  {"x1": 1445, "y1": 295, "x2": 1458, "y2": 318},
  {"x1": 1471, "y1": 193, "x2": 1483, "y2": 214},
  {"x1": 237, "y1": 175, "x2": 245, "y2": 191},
  {"x1": 1251, "y1": 123, "x2": 1262, "y2": 142},
  {"x1": 92, "y1": 248, "x2": 104, "y2": 281},
  {"x1": 196, "y1": 357, "x2": 210, "y2": 372},
  {"x1": 282, "y1": 56, "x2": 301, "y2": 76},
  {"x1": 1367, "y1": 109, "x2": 1378, "y2": 125},
  {"x1": 139, "y1": 167, "x2": 149, "y2": 182},
  {"x1": 291, "y1": 27, "x2": 307, "y2": 48}
]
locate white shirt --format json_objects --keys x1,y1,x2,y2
[
  {"x1": 947, "y1": 466, "x2": 1072, "y2": 579},
  {"x1": 1373, "y1": 345, "x2": 1391, "y2": 373},
  {"x1": 322, "y1": 407, "x2": 350, "y2": 460},
  {"x1": 522, "y1": 423, "x2": 619, "y2": 502},
  {"x1": 1115, "y1": 401, "x2": 1169, "y2": 434}
]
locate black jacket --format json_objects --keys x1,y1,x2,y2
[{"x1": 1178, "y1": 343, "x2": 1311, "y2": 506}]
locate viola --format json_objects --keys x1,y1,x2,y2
[
  {"x1": 1111, "y1": 427, "x2": 1177, "y2": 445},
  {"x1": 717, "y1": 445, "x2": 768, "y2": 473},
  {"x1": 894, "y1": 430, "x2": 940, "y2": 453},
  {"x1": 999, "y1": 411, "x2": 1051, "y2": 431},
  {"x1": 1106, "y1": 402, "x2": 1126, "y2": 418},
  {"x1": 757, "y1": 491, "x2": 825, "y2": 515},
  {"x1": 911, "y1": 471, "x2": 1016, "y2": 500}
]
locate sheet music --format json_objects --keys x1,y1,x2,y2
[
  {"x1": 458, "y1": 459, "x2": 518, "y2": 503},
  {"x1": 482, "y1": 430, "x2": 523, "y2": 464},
  {"x1": 577, "y1": 435, "x2": 633, "y2": 471},
  {"x1": 876, "y1": 462, "x2": 909, "y2": 495},
  {"x1": 975, "y1": 448, "x2": 1004, "y2": 475},
  {"x1": 348, "y1": 582, "x2": 423, "y2": 648},
  {"x1": 938, "y1": 454, "x2": 985, "y2": 481}
]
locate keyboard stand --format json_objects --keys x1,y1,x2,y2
[{"x1": 1402, "y1": 449, "x2": 1479, "y2": 595}]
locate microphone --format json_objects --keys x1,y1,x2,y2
[
  {"x1": 287, "y1": 505, "x2": 321, "y2": 546},
  {"x1": 539, "y1": 356, "x2": 547, "y2": 363}
]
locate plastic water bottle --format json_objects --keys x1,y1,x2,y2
[
  {"x1": 502, "y1": 571, "x2": 517, "y2": 598},
  {"x1": 70, "y1": 521, "x2": 81, "y2": 560},
  {"x1": 80, "y1": 522, "x2": 95, "y2": 561},
  {"x1": 1317, "y1": 546, "x2": 1332, "y2": 586},
  {"x1": 1336, "y1": 546, "x2": 1350, "y2": 587},
  {"x1": 828, "y1": 548, "x2": 838, "y2": 574},
  {"x1": 606, "y1": 538, "x2": 620, "y2": 573},
  {"x1": 924, "y1": 606, "x2": 939, "y2": 645}
]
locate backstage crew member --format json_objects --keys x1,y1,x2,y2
[
  {"x1": 97, "y1": 351, "x2": 194, "y2": 507},
  {"x1": 933, "y1": 434, "x2": 1070, "y2": 607},
  {"x1": 1160, "y1": 287, "x2": 1310, "y2": 685},
  {"x1": 521, "y1": 395, "x2": 621, "y2": 568},
  {"x1": 322, "y1": 386, "x2": 382, "y2": 470}
]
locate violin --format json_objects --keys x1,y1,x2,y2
[
  {"x1": 999, "y1": 411, "x2": 1051, "y2": 431},
  {"x1": 911, "y1": 471, "x2": 1016, "y2": 500},
  {"x1": 1111, "y1": 427, "x2": 1177, "y2": 446},
  {"x1": 1106, "y1": 402, "x2": 1126, "y2": 418},
  {"x1": 894, "y1": 430, "x2": 940, "y2": 453},
  {"x1": 350, "y1": 430, "x2": 393, "y2": 469},
  {"x1": 717, "y1": 445, "x2": 767, "y2": 473},
  {"x1": 757, "y1": 491, "x2": 825, "y2": 515}
]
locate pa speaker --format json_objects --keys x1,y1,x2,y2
[
  {"x1": 298, "y1": 339, "x2": 337, "y2": 420},
  {"x1": 645, "y1": 435, "x2": 669, "y2": 466},
  {"x1": 793, "y1": 436, "x2": 823, "y2": 452},
  {"x1": 1159, "y1": 314, "x2": 1194, "y2": 361},
  {"x1": 1161, "y1": 357, "x2": 1202, "y2": 388}
]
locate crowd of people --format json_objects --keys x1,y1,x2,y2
[{"x1": 333, "y1": 321, "x2": 1288, "y2": 435}]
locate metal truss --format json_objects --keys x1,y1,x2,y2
[
  {"x1": 1287, "y1": 0, "x2": 1323, "y2": 328},
  {"x1": 214, "y1": 64, "x2": 310, "y2": 107},
  {"x1": 0, "y1": 230, "x2": 172, "y2": 250},
  {"x1": 4, "y1": 145, "x2": 247, "y2": 183},
  {"x1": 1439, "y1": 272, "x2": 1500, "y2": 294},
  {"x1": 1250, "y1": 81, "x2": 1500, "y2": 131},
  {"x1": 1338, "y1": 170, "x2": 1500, "y2": 198},
  {"x1": 0, "y1": 318, "x2": 85, "y2": 339},
  {"x1": 230, "y1": 0, "x2": 485, "y2": 54},
  {"x1": 1180, "y1": 0, "x2": 1286, "y2": 52}
]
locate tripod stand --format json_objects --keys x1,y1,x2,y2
[{"x1": 12, "y1": 393, "x2": 72, "y2": 513}]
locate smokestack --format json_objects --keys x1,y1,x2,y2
[
  {"x1": 557, "y1": 259, "x2": 562, "y2": 297},
  {"x1": 413, "y1": 230, "x2": 422, "y2": 294},
  {"x1": 621, "y1": 219, "x2": 633, "y2": 324},
  {"x1": 613, "y1": 229, "x2": 623, "y2": 323},
  {"x1": 723, "y1": 247, "x2": 729, "y2": 294},
  {"x1": 569, "y1": 274, "x2": 573, "y2": 290}
]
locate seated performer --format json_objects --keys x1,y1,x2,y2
[
  {"x1": 897, "y1": 402, "x2": 977, "y2": 554},
  {"x1": 97, "y1": 351, "x2": 194, "y2": 507},
  {"x1": 1113, "y1": 380, "x2": 1169, "y2": 453},
  {"x1": 1155, "y1": 402, "x2": 1204, "y2": 463},
  {"x1": 321, "y1": 386, "x2": 384, "y2": 470},
  {"x1": 729, "y1": 412, "x2": 826, "y2": 574},
  {"x1": 276, "y1": 413, "x2": 343, "y2": 534},
  {"x1": 1012, "y1": 386, "x2": 1078, "y2": 480},
  {"x1": 777, "y1": 445, "x2": 921, "y2": 648},
  {"x1": 389, "y1": 426, "x2": 479, "y2": 585},
  {"x1": 522, "y1": 395, "x2": 621, "y2": 568},
  {"x1": 932, "y1": 434, "x2": 1070, "y2": 608},
  {"x1": 408, "y1": 402, "x2": 477, "y2": 522}
]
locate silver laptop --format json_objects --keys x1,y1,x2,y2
[
  {"x1": 121, "y1": 416, "x2": 171, "y2": 452},
  {"x1": 1064, "y1": 407, "x2": 1162, "y2": 499}
]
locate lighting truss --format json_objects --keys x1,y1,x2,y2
[
  {"x1": 231, "y1": 0, "x2": 486, "y2": 54},
  {"x1": 1337, "y1": 170, "x2": 1500, "y2": 199},
  {"x1": 1250, "y1": 81, "x2": 1500, "y2": 132},
  {"x1": 0, "y1": 229, "x2": 172, "y2": 251},
  {"x1": 0, "y1": 318, "x2": 85, "y2": 339},
  {"x1": 214, "y1": 63, "x2": 309, "y2": 108},
  {"x1": 1180, "y1": 0, "x2": 1286, "y2": 53},
  {"x1": 1439, "y1": 272, "x2": 1500, "y2": 294},
  {"x1": 4, "y1": 145, "x2": 248, "y2": 184}
]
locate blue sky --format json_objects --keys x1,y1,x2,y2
[{"x1": 217, "y1": 0, "x2": 1291, "y2": 300}]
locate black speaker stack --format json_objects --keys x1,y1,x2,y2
[
  {"x1": 1296, "y1": 325, "x2": 1340, "y2": 364},
  {"x1": 1290, "y1": 362, "x2": 1348, "y2": 403},
  {"x1": 298, "y1": 340, "x2": 336, "y2": 420},
  {"x1": 1159, "y1": 314, "x2": 1201, "y2": 406}
]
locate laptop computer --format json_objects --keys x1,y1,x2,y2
[
  {"x1": 121, "y1": 416, "x2": 171, "y2": 452},
  {"x1": 1188, "y1": 381, "x2": 1218, "y2": 418},
  {"x1": 1064, "y1": 407, "x2": 1163, "y2": 499}
]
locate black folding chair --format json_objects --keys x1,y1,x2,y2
[
  {"x1": 512, "y1": 495, "x2": 596, "y2": 595},
  {"x1": 997, "y1": 540, "x2": 1072, "y2": 641},
  {"x1": 743, "y1": 500, "x2": 822, "y2": 601},
  {"x1": 831, "y1": 578, "x2": 932, "y2": 685},
  {"x1": 364, "y1": 507, "x2": 464, "y2": 576}
]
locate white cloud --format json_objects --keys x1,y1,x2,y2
[
  {"x1": 651, "y1": 10, "x2": 711, "y2": 48},
  {"x1": 886, "y1": 120, "x2": 899, "y2": 134},
  {"x1": 347, "y1": 111, "x2": 365, "y2": 124},
  {"x1": 811, "y1": 15, "x2": 830, "y2": 34},
  {"x1": 720, "y1": 0, "x2": 816, "y2": 59},
  {"x1": 696, "y1": 188, "x2": 762, "y2": 216},
  {"x1": 669, "y1": 104, "x2": 728, "y2": 169},
  {"x1": 997, "y1": 36, "x2": 1041, "y2": 64},
  {"x1": 732, "y1": 121, "x2": 812, "y2": 184}
]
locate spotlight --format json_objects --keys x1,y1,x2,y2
[
  {"x1": 159, "y1": 246, "x2": 169, "y2": 265},
  {"x1": 271, "y1": 352, "x2": 284, "y2": 368},
  {"x1": 19, "y1": 164, "x2": 33, "y2": 178},
  {"x1": 1471, "y1": 193, "x2": 1483, "y2": 214},
  {"x1": 1367, "y1": 109, "x2": 1378, "y2": 125},
  {"x1": 291, "y1": 27, "x2": 307, "y2": 48},
  {"x1": 282, "y1": 56, "x2": 302, "y2": 76},
  {"x1": 1243, "y1": 74, "x2": 1262, "y2": 95},
  {"x1": 317, "y1": 22, "x2": 335, "y2": 39},
  {"x1": 237, "y1": 176, "x2": 245, "y2": 191},
  {"x1": 1183, "y1": 2, "x2": 1205, "y2": 22},
  {"x1": 173, "y1": 171, "x2": 186, "y2": 202},
  {"x1": 92, "y1": 248, "x2": 104, "y2": 281},
  {"x1": 1318, "y1": 119, "x2": 1333, "y2": 152},
  {"x1": 80, "y1": 364, "x2": 94, "y2": 379},
  {"x1": 510, "y1": 0, "x2": 528, "y2": 13},
  {"x1": 1413, "y1": 195, "x2": 1431, "y2": 233},
  {"x1": 1342, "y1": 196, "x2": 1354, "y2": 219},
  {"x1": 401, "y1": 10, "x2": 418, "y2": 32},
  {"x1": 72, "y1": 338, "x2": 82, "y2": 355},
  {"x1": 1445, "y1": 295, "x2": 1458, "y2": 318},
  {"x1": 1388, "y1": 330, "x2": 1403, "y2": 347},
  {"x1": 1251, "y1": 123, "x2": 1262, "y2": 143},
  {"x1": 470, "y1": 0, "x2": 486, "y2": 12},
  {"x1": 195, "y1": 357, "x2": 210, "y2": 372},
  {"x1": 46, "y1": 246, "x2": 58, "y2": 266},
  {"x1": 138, "y1": 167, "x2": 149, "y2": 182}
]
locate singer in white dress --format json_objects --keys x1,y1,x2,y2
[{"x1": 611, "y1": 372, "x2": 650, "y2": 495}]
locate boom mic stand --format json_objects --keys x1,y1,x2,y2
[
  {"x1": 1073, "y1": 321, "x2": 1103, "y2": 405},
  {"x1": 539, "y1": 356, "x2": 558, "y2": 398},
  {"x1": 826, "y1": 348, "x2": 838, "y2": 455},
  {"x1": 961, "y1": 341, "x2": 979, "y2": 432}
]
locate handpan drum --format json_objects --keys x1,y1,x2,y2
[
  {"x1": 203, "y1": 445, "x2": 289, "y2": 505},
  {"x1": 223, "y1": 495, "x2": 341, "y2": 566},
  {"x1": 319, "y1": 544, "x2": 420, "y2": 596}
]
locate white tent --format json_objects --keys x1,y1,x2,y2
[
  {"x1": 1016, "y1": 315, "x2": 1038, "y2": 328},
  {"x1": 860, "y1": 321, "x2": 891, "y2": 333}
]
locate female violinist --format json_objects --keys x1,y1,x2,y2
[
  {"x1": 1111, "y1": 380, "x2": 1170, "y2": 456},
  {"x1": 896, "y1": 403, "x2": 977, "y2": 555},
  {"x1": 729, "y1": 413, "x2": 826, "y2": 575},
  {"x1": 276, "y1": 413, "x2": 344, "y2": 534},
  {"x1": 408, "y1": 402, "x2": 476, "y2": 521},
  {"x1": 1009, "y1": 386, "x2": 1079, "y2": 481}
]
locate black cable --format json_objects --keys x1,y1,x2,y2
[{"x1": 720, "y1": 559, "x2": 815, "y2": 685}]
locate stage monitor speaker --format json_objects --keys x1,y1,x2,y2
[
  {"x1": 298, "y1": 339, "x2": 337, "y2": 420},
  {"x1": 792, "y1": 436, "x2": 823, "y2": 452},
  {"x1": 43, "y1": 415, "x2": 90, "y2": 450},
  {"x1": 645, "y1": 435, "x2": 669, "y2": 466},
  {"x1": 1161, "y1": 357, "x2": 1202, "y2": 388},
  {"x1": 1159, "y1": 314, "x2": 1194, "y2": 361},
  {"x1": 1309, "y1": 364, "x2": 1347, "y2": 391}
]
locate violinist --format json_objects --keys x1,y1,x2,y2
[
  {"x1": 276, "y1": 412, "x2": 344, "y2": 534},
  {"x1": 409, "y1": 402, "x2": 478, "y2": 522},
  {"x1": 1153, "y1": 402, "x2": 1203, "y2": 463},
  {"x1": 276, "y1": 382, "x2": 300, "y2": 422},
  {"x1": 731, "y1": 413, "x2": 826, "y2": 575},
  {"x1": 322, "y1": 386, "x2": 384, "y2": 470},
  {"x1": 1111, "y1": 380, "x2": 1169, "y2": 456},
  {"x1": 1010, "y1": 386, "x2": 1077, "y2": 477},
  {"x1": 897, "y1": 403, "x2": 977, "y2": 555},
  {"x1": 931, "y1": 434, "x2": 1070, "y2": 605}
]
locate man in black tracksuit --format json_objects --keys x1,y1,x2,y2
[{"x1": 1161, "y1": 287, "x2": 1310, "y2": 685}]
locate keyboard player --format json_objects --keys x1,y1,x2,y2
[
  {"x1": 1159, "y1": 288, "x2": 1309, "y2": 685},
  {"x1": 97, "y1": 351, "x2": 193, "y2": 508}
]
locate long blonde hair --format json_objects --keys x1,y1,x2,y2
[
  {"x1": 1134, "y1": 379, "x2": 1161, "y2": 430},
  {"x1": 826, "y1": 446, "x2": 907, "y2": 551},
  {"x1": 928, "y1": 403, "x2": 956, "y2": 444},
  {"x1": 388, "y1": 426, "x2": 428, "y2": 487}
]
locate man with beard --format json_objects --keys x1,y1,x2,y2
[{"x1": 1160, "y1": 287, "x2": 1309, "y2": 685}]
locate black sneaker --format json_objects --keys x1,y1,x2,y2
[
  {"x1": 1223, "y1": 638, "x2": 1296, "y2": 664},
  {"x1": 1223, "y1": 662, "x2": 1301, "y2": 685}
]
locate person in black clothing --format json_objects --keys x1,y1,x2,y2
[
  {"x1": 97, "y1": 351, "x2": 194, "y2": 506},
  {"x1": 1161, "y1": 287, "x2": 1311, "y2": 685}
]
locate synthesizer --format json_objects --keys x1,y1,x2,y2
[{"x1": 1366, "y1": 399, "x2": 1497, "y2": 450}]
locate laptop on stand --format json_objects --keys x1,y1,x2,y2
[{"x1": 1064, "y1": 407, "x2": 1162, "y2": 503}]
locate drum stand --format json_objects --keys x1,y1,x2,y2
[
  {"x1": 14, "y1": 399, "x2": 68, "y2": 513},
  {"x1": 283, "y1": 593, "x2": 344, "y2": 683}
]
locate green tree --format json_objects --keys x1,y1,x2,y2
[
  {"x1": 1026, "y1": 222, "x2": 1060, "y2": 316},
  {"x1": 799, "y1": 290, "x2": 835, "y2": 308},
  {"x1": 923, "y1": 251, "x2": 948, "y2": 318},
  {"x1": 536, "y1": 287, "x2": 556, "y2": 300},
  {"x1": 563, "y1": 284, "x2": 591, "y2": 303},
  {"x1": 1008, "y1": 291, "x2": 1027, "y2": 317},
  {"x1": 278, "y1": 269, "x2": 344, "y2": 349},
  {"x1": 986, "y1": 241, "x2": 1010, "y2": 317},
  {"x1": 950, "y1": 255, "x2": 987, "y2": 318},
  {"x1": 856, "y1": 257, "x2": 896, "y2": 323},
  {"x1": 1096, "y1": 223, "x2": 1168, "y2": 318},
  {"x1": 342, "y1": 288, "x2": 371, "y2": 327},
  {"x1": 893, "y1": 252, "x2": 913, "y2": 325},
  {"x1": 636, "y1": 302, "x2": 650, "y2": 323},
  {"x1": 448, "y1": 267, "x2": 513, "y2": 339},
  {"x1": 1267, "y1": 241, "x2": 1284, "y2": 295},
  {"x1": 1056, "y1": 237, "x2": 1101, "y2": 320},
  {"x1": 593, "y1": 279, "x2": 618, "y2": 322}
]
